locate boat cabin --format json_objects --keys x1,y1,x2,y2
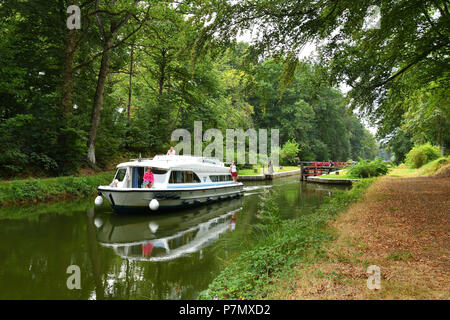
[{"x1": 110, "y1": 155, "x2": 233, "y2": 189}]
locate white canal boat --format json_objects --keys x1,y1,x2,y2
[{"x1": 95, "y1": 155, "x2": 244, "y2": 213}]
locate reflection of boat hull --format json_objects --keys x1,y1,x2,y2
[
  {"x1": 113, "y1": 211, "x2": 237, "y2": 262},
  {"x1": 97, "y1": 198, "x2": 243, "y2": 244},
  {"x1": 98, "y1": 183, "x2": 244, "y2": 214},
  {"x1": 97, "y1": 198, "x2": 243, "y2": 261}
]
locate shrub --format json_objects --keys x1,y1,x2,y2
[
  {"x1": 280, "y1": 139, "x2": 300, "y2": 165},
  {"x1": 348, "y1": 158, "x2": 389, "y2": 178},
  {"x1": 405, "y1": 143, "x2": 440, "y2": 168}
]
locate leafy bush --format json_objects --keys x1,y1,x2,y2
[
  {"x1": 405, "y1": 143, "x2": 441, "y2": 168},
  {"x1": 280, "y1": 139, "x2": 300, "y2": 165},
  {"x1": 348, "y1": 158, "x2": 389, "y2": 178}
]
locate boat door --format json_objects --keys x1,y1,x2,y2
[{"x1": 132, "y1": 167, "x2": 145, "y2": 188}]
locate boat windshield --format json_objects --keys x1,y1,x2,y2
[{"x1": 152, "y1": 168, "x2": 168, "y2": 185}]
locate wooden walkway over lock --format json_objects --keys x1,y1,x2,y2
[{"x1": 299, "y1": 161, "x2": 349, "y2": 181}]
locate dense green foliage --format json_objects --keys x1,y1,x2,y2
[
  {"x1": 0, "y1": 1, "x2": 378, "y2": 179},
  {"x1": 194, "y1": 0, "x2": 449, "y2": 160},
  {"x1": 387, "y1": 130, "x2": 415, "y2": 164},
  {"x1": 280, "y1": 140, "x2": 300, "y2": 165},
  {"x1": 348, "y1": 159, "x2": 389, "y2": 178},
  {"x1": 199, "y1": 178, "x2": 375, "y2": 299},
  {"x1": 0, "y1": 172, "x2": 114, "y2": 205},
  {"x1": 248, "y1": 60, "x2": 378, "y2": 161},
  {"x1": 405, "y1": 143, "x2": 441, "y2": 169}
]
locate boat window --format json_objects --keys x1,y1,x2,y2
[
  {"x1": 149, "y1": 167, "x2": 168, "y2": 185},
  {"x1": 169, "y1": 171, "x2": 201, "y2": 183},
  {"x1": 151, "y1": 168, "x2": 168, "y2": 175},
  {"x1": 114, "y1": 168, "x2": 127, "y2": 182},
  {"x1": 186, "y1": 171, "x2": 201, "y2": 183},
  {"x1": 209, "y1": 175, "x2": 232, "y2": 182}
]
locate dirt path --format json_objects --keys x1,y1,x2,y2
[{"x1": 277, "y1": 175, "x2": 450, "y2": 299}]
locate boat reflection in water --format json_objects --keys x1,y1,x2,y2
[{"x1": 96, "y1": 198, "x2": 243, "y2": 262}]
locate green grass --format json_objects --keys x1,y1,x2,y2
[
  {"x1": 238, "y1": 166, "x2": 299, "y2": 176},
  {"x1": 318, "y1": 174, "x2": 357, "y2": 179},
  {"x1": 318, "y1": 169, "x2": 357, "y2": 179},
  {"x1": 388, "y1": 156, "x2": 449, "y2": 177},
  {"x1": 238, "y1": 168, "x2": 263, "y2": 175},
  {"x1": 198, "y1": 178, "x2": 376, "y2": 300},
  {"x1": 388, "y1": 166, "x2": 417, "y2": 177},
  {"x1": 386, "y1": 250, "x2": 414, "y2": 262},
  {"x1": 0, "y1": 171, "x2": 114, "y2": 206},
  {"x1": 415, "y1": 156, "x2": 449, "y2": 176}
]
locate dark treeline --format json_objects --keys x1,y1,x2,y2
[{"x1": 0, "y1": 0, "x2": 377, "y2": 178}]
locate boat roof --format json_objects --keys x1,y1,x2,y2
[{"x1": 116, "y1": 155, "x2": 225, "y2": 169}]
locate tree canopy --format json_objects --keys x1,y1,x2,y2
[
  {"x1": 0, "y1": 0, "x2": 392, "y2": 178},
  {"x1": 193, "y1": 0, "x2": 449, "y2": 156}
]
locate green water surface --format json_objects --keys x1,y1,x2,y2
[{"x1": 0, "y1": 177, "x2": 347, "y2": 299}]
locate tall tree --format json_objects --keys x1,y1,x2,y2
[
  {"x1": 193, "y1": 0, "x2": 449, "y2": 148},
  {"x1": 86, "y1": 0, "x2": 147, "y2": 164}
]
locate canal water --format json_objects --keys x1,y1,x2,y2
[{"x1": 0, "y1": 177, "x2": 348, "y2": 299}]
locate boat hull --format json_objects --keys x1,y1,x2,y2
[{"x1": 98, "y1": 183, "x2": 244, "y2": 213}]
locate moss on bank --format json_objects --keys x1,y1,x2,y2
[
  {"x1": 199, "y1": 178, "x2": 375, "y2": 300},
  {"x1": 0, "y1": 171, "x2": 114, "y2": 206}
]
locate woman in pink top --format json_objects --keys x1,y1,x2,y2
[{"x1": 142, "y1": 167, "x2": 154, "y2": 188}]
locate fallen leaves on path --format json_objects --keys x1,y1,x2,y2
[{"x1": 278, "y1": 175, "x2": 450, "y2": 299}]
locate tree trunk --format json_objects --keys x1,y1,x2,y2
[
  {"x1": 127, "y1": 44, "x2": 134, "y2": 121},
  {"x1": 87, "y1": 38, "x2": 113, "y2": 164},
  {"x1": 125, "y1": 44, "x2": 134, "y2": 150},
  {"x1": 154, "y1": 49, "x2": 166, "y2": 128}
]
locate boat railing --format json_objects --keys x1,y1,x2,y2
[{"x1": 130, "y1": 154, "x2": 223, "y2": 164}]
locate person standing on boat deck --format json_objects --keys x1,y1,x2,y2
[
  {"x1": 230, "y1": 161, "x2": 238, "y2": 183},
  {"x1": 142, "y1": 167, "x2": 154, "y2": 188},
  {"x1": 167, "y1": 146, "x2": 176, "y2": 155}
]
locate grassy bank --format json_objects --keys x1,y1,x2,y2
[
  {"x1": 389, "y1": 156, "x2": 449, "y2": 177},
  {"x1": 199, "y1": 178, "x2": 375, "y2": 299},
  {"x1": 239, "y1": 166, "x2": 299, "y2": 176},
  {"x1": 0, "y1": 171, "x2": 114, "y2": 206}
]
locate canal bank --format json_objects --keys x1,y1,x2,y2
[
  {"x1": 0, "y1": 171, "x2": 114, "y2": 206},
  {"x1": 273, "y1": 172, "x2": 450, "y2": 299},
  {"x1": 199, "y1": 178, "x2": 375, "y2": 299}
]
